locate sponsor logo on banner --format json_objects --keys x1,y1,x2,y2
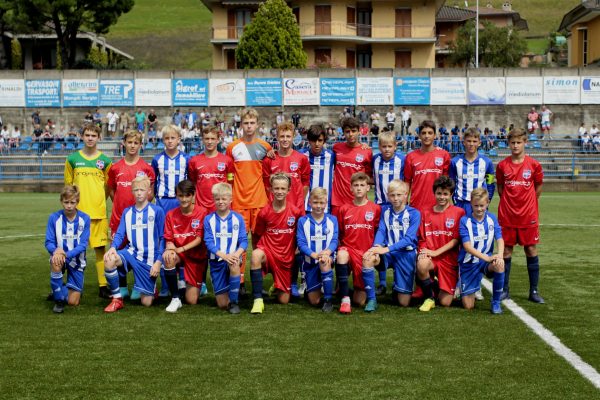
[
  {"x1": 543, "y1": 76, "x2": 580, "y2": 104},
  {"x1": 246, "y1": 78, "x2": 282, "y2": 106},
  {"x1": 320, "y1": 78, "x2": 356, "y2": 106},
  {"x1": 209, "y1": 79, "x2": 245, "y2": 107},
  {"x1": 0, "y1": 80, "x2": 25, "y2": 107},
  {"x1": 283, "y1": 78, "x2": 319, "y2": 106},
  {"x1": 394, "y1": 77, "x2": 430, "y2": 105},
  {"x1": 356, "y1": 77, "x2": 393, "y2": 105},
  {"x1": 63, "y1": 79, "x2": 99, "y2": 107},
  {"x1": 505, "y1": 77, "x2": 543, "y2": 105},
  {"x1": 581, "y1": 77, "x2": 600, "y2": 104},
  {"x1": 135, "y1": 79, "x2": 171, "y2": 106},
  {"x1": 99, "y1": 80, "x2": 134, "y2": 106},
  {"x1": 468, "y1": 77, "x2": 505, "y2": 105},
  {"x1": 172, "y1": 79, "x2": 208, "y2": 106},
  {"x1": 25, "y1": 79, "x2": 61, "y2": 107},
  {"x1": 430, "y1": 78, "x2": 467, "y2": 105}
]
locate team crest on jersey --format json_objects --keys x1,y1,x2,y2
[
  {"x1": 290, "y1": 162, "x2": 299, "y2": 171},
  {"x1": 445, "y1": 218, "x2": 455, "y2": 228},
  {"x1": 365, "y1": 211, "x2": 374, "y2": 221},
  {"x1": 136, "y1": 170, "x2": 146, "y2": 177},
  {"x1": 523, "y1": 169, "x2": 531, "y2": 179},
  {"x1": 217, "y1": 162, "x2": 226, "y2": 171},
  {"x1": 287, "y1": 217, "x2": 296, "y2": 226},
  {"x1": 191, "y1": 219, "x2": 200, "y2": 229},
  {"x1": 148, "y1": 216, "x2": 155, "y2": 222},
  {"x1": 233, "y1": 224, "x2": 239, "y2": 231},
  {"x1": 356, "y1": 154, "x2": 364, "y2": 162},
  {"x1": 78, "y1": 225, "x2": 84, "y2": 231},
  {"x1": 96, "y1": 160, "x2": 105, "y2": 169},
  {"x1": 402, "y1": 217, "x2": 410, "y2": 224},
  {"x1": 434, "y1": 157, "x2": 443, "y2": 166}
]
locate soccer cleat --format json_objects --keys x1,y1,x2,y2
[
  {"x1": 528, "y1": 291, "x2": 545, "y2": 304},
  {"x1": 53, "y1": 301, "x2": 65, "y2": 314},
  {"x1": 375, "y1": 285, "x2": 387, "y2": 296},
  {"x1": 165, "y1": 298, "x2": 183, "y2": 313},
  {"x1": 130, "y1": 288, "x2": 141, "y2": 301},
  {"x1": 500, "y1": 290, "x2": 510, "y2": 301},
  {"x1": 491, "y1": 300, "x2": 503, "y2": 314},
  {"x1": 339, "y1": 297, "x2": 352, "y2": 314},
  {"x1": 291, "y1": 283, "x2": 300, "y2": 298},
  {"x1": 419, "y1": 298, "x2": 436, "y2": 312},
  {"x1": 200, "y1": 282, "x2": 208, "y2": 297},
  {"x1": 228, "y1": 303, "x2": 241, "y2": 315},
  {"x1": 250, "y1": 298, "x2": 264, "y2": 314},
  {"x1": 321, "y1": 300, "x2": 334, "y2": 313},
  {"x1": 119, "y1": 287, "x2": 130, "y2": 299},
  {"x1": 46, "y1": 292, "x2": 54, "y2": 301},
  {"x1": 98, "y1": 286, "x2": 111, "y2": 299},
  {"x1": 364, "y1": 299, "x2": 378, "y2": 312},
  {"x1": 475, "y1": 290, "x2": 484, "y2": 301},
  {"x1": 298, "y1": 281, "x2": 307, "y2": 296},
  {"x1": 104, "y1": 298, "x2": 124, "y2": 313},
  {"x1": 454, "y1": 286, "x2": 461, "y2": 300}
]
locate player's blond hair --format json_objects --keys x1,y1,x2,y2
[
  {"x1": 470, "y1": 187, "x2": 489, "y2": 202},
  {"x1": 351, "y1": 172, "x2": 369, "y2": 185},
  {"x1": 309, "y1": 187, "x2": 328, "y2": 200},
  {"x1": 241, "y1": 108, "x2": 259, "y2": 121},
  {"x1": 508, "y1": 128, "x2": 527, "y2": 142},
  {"x1": 60, "y1": 185, "x2": 80, "y2": 202},
  {"x1": 212, "y1": 182, "x2": 232, "y2": 198},
  {"x1": 161, "y1": 124, "x2": 181, "y2": 138},
  {"x1": 378, "y1": 131, "x2": 396, "y2": 146},
  {"x1": 463, "y1": 127, "x2": 481, "y2": 140},
  {"x1": 122, "y1": 130, "x2": 143, "y2": 143},
  {"x1": 270, "y1": 172, "x2": 291, "y2": 188},
  {"x1": 131, "y1": 175, "x2": 151, "y2": 189},
  {"x1": 387, "y1": 179, "x2": 409, "y2": 195},
  {"x1": 277, "y1": 122, "x2": 295, "y2": 135}
]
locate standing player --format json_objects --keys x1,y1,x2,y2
[
  {"x1": 249, "y1": 173, "x2": 303, "y2": 314},
  {"x1": 103, "y1": 176, "x2": 165, "y2": 312},
  {"x1": 404, "y1": 120, "x2": 451, "y2": 213},
  {"x1": 296, "y1": 188, "x2": 339, "y2": 312},
  {"x1": 364, "y1": 180, "x2": 420, "y2": 310},
  {"x1": 496, "y1": 128, "x2": 544, "y2": 303},
  {"x1": 204, "y1": 183, "x2": 248, "y2": 314},
  {"x1": 458, "y1": 188, "x2": 505, "y2": 314},
  {"x1": 162, "y1": 180, "x2": 209, "y2": 312},
  {"x1": 64, "y1": 124, "x2": 112, "y2": 298},
  {"x1": 415, "y1": 176, "x2": 465, "y2": 312},
  {"x1": 187, "y1": 127, "x2": 234, "y2": 212},
  {"x1": 336, "y1": 172, "x2": 381, "y2": 313},
  {"x1": 301, "y1": 124, "x2": 335, "y2": 214},
  {"x1": 45, "y1": 185, "x2": 91, "y2": 313}
]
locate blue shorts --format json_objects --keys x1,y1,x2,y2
[
  {"x1": 388, "y1": 251, "x2": 417, "y2": 294},
  {"x1": 454, "y1": 199, "x2": 473, "y2": 217},
  {"x1": 51, "y1": 258, "x2": 85, "y2": 292},
  {"x1": 302, "y1": 262, "x2": 324, "y2": 293},
  {"x1": 137, "y1": 122, "x2": 144, "y2": 132},
  {"x1": 155, "y1": 197, "x2": 179, "y2": 214},
  {"x1": 209, "y1": 260, "x2": 231, "y2": 295},
  {"x1": 459, "y1": 261, "x2": 492, "y2": 296},
  {"x1": 118, "y1": 250, "x2": 157, "y2": 296}
]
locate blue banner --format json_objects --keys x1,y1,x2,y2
[
  {"x1": 320, "y1": 78, "x2": 356, "y2": 106},
  {"x1": 172, "y1": 79, "x2": 208, "y2": 106},
  {"x1": 25, "y1": 79, "x2": 61, "y2": 108},
  {"x1": 99, "y1": 79, "x2": 135, "y2": 107},
  {"x1": 62, "y1": 79, "x2": 99, "y2": 107},
  {"x1": 394, "y1": 77, "x2": 430, "y2": 105},
  {"x1": 246, "y1": 78, "x2": 282, "y2": 106}
]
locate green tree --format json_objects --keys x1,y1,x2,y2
[
  {"x1": 236, "y1": 0, "x2": 306, "y2": 69},
  {"x1": 10, "y1": 37, "x2": 22, "y2": 69},
  {"x1": 14, "y1": 0, "x2": 134, "y2": 68},
  {"x1": 449, "y1": 20, "x2": 527, "y2": 67}
]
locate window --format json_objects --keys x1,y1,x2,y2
[{"x1": 315, "y1": 48, "x2": 332, "y2": 65}]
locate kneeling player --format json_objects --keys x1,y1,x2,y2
[
  {"x1": 364, "y1": 180, "x2": 420, "y2": 310},
  {"x1": 416, "y1": 176, "x2": 465, "y2": 312},
  {"x1": 204, "y1": 183, "x2": 248, "y2": 314},
  {"x1": 297, "y1": 188, "x2": 338, "y2": 312},
  {"x1": 103, "y1": 176, "x2": 165, "y2": 312},
  {"x1": 45, "y1": 185, "x2": 91, "y2": 313},
  {"x1": 458, "y1": 188, "x2": 505, "y2": 314},
  {"x1": 250, "y1": 173, "x2": 303, "y2": 313},
  {"x1": 162, "y1": 180, "x2": 208, "y2": 313}
]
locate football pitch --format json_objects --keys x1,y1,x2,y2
[{"x1": 0, "y1": 192, "x2": 599, "y2": 399}]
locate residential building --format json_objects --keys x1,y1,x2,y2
[{"x1": 558, "y1": 0, "x2": 600, "y2": 67}]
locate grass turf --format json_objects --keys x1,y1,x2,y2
[{"x1": 0, "y1": 192, "x2": 599, "y2": 398}]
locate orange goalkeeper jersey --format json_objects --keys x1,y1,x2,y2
[{"x1": 226, "y1": 138, "x2": 272, "y2": 210}]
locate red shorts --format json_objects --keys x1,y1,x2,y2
[
  {"x1": 502, "y1": 226, "x2": 539, "y2": 247},
  {"x1": 338, "y1": 246, "x2": 366, "y2": 290},
  {"x1": 258, "y1": 246, "x2": 293, "y2": 293},
  {"x1": 178, "y1": 253, "x2": 207, "y2": 288},
  {"x1": 432, "y1": 259, "x2": 458, "y2": 296}
]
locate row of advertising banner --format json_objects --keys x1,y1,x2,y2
[{"x1": 0, "y1": 76, "x2": 599, "y2": 108}]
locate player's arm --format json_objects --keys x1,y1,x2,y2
[
  {"x1": 151, "y1": 157, "x2": 159, "y2": 194},
  {"x1": 65, "y1": 215, "x2": 91, "y2": 259},
  {"x1": 45, "y1": 215, "x2": 58, "y2": 255},
  {"x1": 495, "y1": 164, "x2": 504, "y2": 197},
  {"x1": 147, "y1": 168, "x2": 156, "y2": 202},
  {"x1": 226, "y1": 157, "x2": 234, "y2": 184},
  {"x1": 252, "y1": 208, "x2": 267, "y2": 244},
  {"x1": 389, "y1": 209, "x2": 421, "y2": 253},
  {"x1": 534, "y1": 162, "x2": 544, "y2": 199},
  {"x1": 111, "y1": 211, "x2": 128, "y2": 250},
  {"x1": 300, "y1": 157, "x2": 310, "y2": 199},
  {"x1": 424, "y1": 238, "x2": 459, "y2": 258},
  {"x1": 485, "y1": 159, "x2": 496, "y2": 200},
  {"x1": 150, "y1": 209, "x2": 166, "y2": 277},
  {"x1": 176, "y1": 237, "x2": 202, "y2": 254},
  {"x1": 103, "y1": 162, "x2": 112, "y2": 200},
  {"x1": 233, "y1": 218, "x2": 248, "y2": 258},
  {"x1": 262, "y1": 158, "x2": 271, "y2": 194},
  {"x1": 324, "y1": 217, "x2": 339, "y2": 256},
  {"x1": 64, "y1": 158, "x2": 74, "y2": 185},
  {"x1": 296, "y1": 218, "x2": 317, "y2": 259},
  {"x1": 442, "y1": 152, "x2": 451, "y2": 175}
]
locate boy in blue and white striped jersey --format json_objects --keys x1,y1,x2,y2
[
  {"x1": 45, "y1": 185, "x2": 91, "y2": 313},
  {"x1": 301, "y1": 125, "x2": 335, "y2": 214}
]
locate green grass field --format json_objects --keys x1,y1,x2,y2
[{"x1": 0, "y1": 191, "x2": 599, "y2": 398}]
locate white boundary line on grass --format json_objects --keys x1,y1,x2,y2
[
  {"x1": 541, "y1": 224, "x2": 600, "y2": 227},
  {"x1": 481, "y1": 280, "x2": 600, "y2": 390},
  {"x1": 0, "y1": 234, "x2": 45, "y2": 240}
]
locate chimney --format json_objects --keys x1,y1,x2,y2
[{"x1": 502, "y1": 2, "x2": 512, "y2": 11}]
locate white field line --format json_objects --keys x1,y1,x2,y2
[
  {"x1": 0, "y1": 234, "x2": 45, "y2": 240},
  {"x1": 481, "y1": 279, "x2": 600, "y2": 390},
  {"x1": 540, "y1": 224, "x2": 600, "y2": 227}
]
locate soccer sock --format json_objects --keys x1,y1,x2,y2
[
  {"x1": 250, "y1": 269, "x2": 263, "y2": 299},
  {"x1": 322, "y1": 270, "x2": 334, "y2": 301},
  {"x1": 492, "y1": 272, "x2": 505, "y2": 302},
  {"x1": 94, "y1": 247, "x2": 107, "y2": 287},
  {"x1": 336, "y1": 264, "x2": 349, "y2": 298},
  {"x1": 60, "y1": 284, "x2": 69, "y2": 301},
  {"x1": 378, "y1": 269, "x2": 387, "y2": 288},
  {"x1": 418, "y1": 277, "x2": 434, "y2": 299},
  {"x1": 105, "y1": 269, "x2": 121, "y2": 298},
  {"x1": 50, "y1": 271, "x2": 64, "y2": 301},
  {"x1": 362, "y1": 267, "x2": 376, "y2": 301},
  {"x1": 240, "y1": 253, "x2": 246, "y2": 284},
  {"x1": 503, "y1": 258, "x2": 512, "y2": 292},
  {"x1": 292, "y1": 254, "x2": 302, "y2": 286},
  {"x1": 159, "y1": 268, "x2": 168, "y2": 294},
  {"x1": 526, "y1": 256, "x2": 540, "y2": 292},
  {"x1": 117, "y1": 265, "x2": 128, "y2": 288},
  {"x1": 164, "y1": 268, "x2": 179, "y2": 299},
  {"x1": 229, "y1": 275, "x2": 241, "y2": 304}
]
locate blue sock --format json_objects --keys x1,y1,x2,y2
[
  {"x1": 526, "y1": 256, "x2": 540, "y2": 292},
  {"x1": 362, "y1": 267, "x2": 376, "y2": 301},
  {"x1": 322, "y1": 270, "x2": 334, "y2": 301},
  {"x1": 105, "y1": 269, "x2": 121, "y2": 298},
  {"x1": 229, "y1": 275, "x2": 241, "y2": 304},
  {"x1": 378, "y1": 269, "x2": 387, "y2": 288},
  {"x1": 179, "y1": 267, "x2": 186, "y2": 281},
  {"x1": 503, "y1": 258, "x2": 512, "y2": 292},
  {"x1": 492, "y1": 272, "x2": 505, "y2": 302},
  {"x1": 336, "y1": 264, "x2": 349, "y2": 297},
  {"x1": 250, "y1": 269, "x2": 263, "y2": 299},
  {"x1": 50, "y1": 271, "x2": 63, "y2": 301},
  {"x1": 61, "y1": 284, "x2": 69, "y2": 301},
  {"x1": 164, "y1": 268, "x2": 179, "y2": 299},
  {"x1": 159, "y1": 268, "x2": 168, "y2": 294},
  {"x1": 118, "y1": 265, "x2": 128, "y2": 288},
  {"x1": 292, "y1": 254, "x2": 302, "y2": 285}
]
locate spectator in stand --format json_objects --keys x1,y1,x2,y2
[
  {"x1": 0, "y1": 134, "x2": 5, "y2": 154},
  {"x1": 370, "y1": 119, "x2": 380, "y2": 146},
  {"x1": 9, "y1": 126, "x2": 20, "y2": 148},
  {"x1": 135, "y1": 108, "x2": 146, "y2": 132},
  {"x1": 201, "y1": 111, "x2": 211, "y2": 130},
  {"x1": 291, "y1": 109, "x2": 301, "y2": 129},
  {"x1": 461, "y1": 123, "x2": 470, "y2": 135},
  {"x1": 93, "y1": 108, "x2": 102, "y2": 128},
  {"x1": 540, "y1": 105, "x2": 553, "y2": 140},
  {"x1": 46, "y1": 119, "x2": 56, "y2": 134},
  {"x1": 326, "y1": 124, "x2": 336, "y2": 143},
  {"x1": 185, "y1": 108, "x2": 198, "y2": 130},
  {"x1": 339, "y1": 107, "x2": 351, "y2": 124},
  {"x1": 33, "y1": 124, "x2": 43, "y2": 142},
  {"x1": 370, "y1": 109, "x2": 381, "y2": 129},
  {"x1": 31, "y1": 110, "x2": 41, "y2": 128},
  {"x1": 40, "y1": 128, "x2": 53, "y2": 154},
  {"x1": 498, "y1": 125, "x2": 507, "y2": 141},
  {"x1": 67, "y1": 124, "x2": 79, "y2": 142},
  {"x1": 358, "y1": 106, "x2": 369, "y2": 126},
  {"x1": 439, "y1": 123, "x2": 448, "y2": 150},
  {"x1": 400, "y1": 106, "x2": 411, "y2": 135},
  {"x1": 527, "y1": 107, "x2": 539, "y2": 134},
  {"x1": 119, "y1": 110, "x2": 130, "y2": 134},
  {"x1": 172, "y1": 108, "x2": 183, "y2": 128},
  {"x1": 259, "y1": 122, "x2": 269, "y2": 140},
  {"x1": 83, "y1": 111, "x2": 93, "y2": 125},
  {"x1": 581, "y1": 130, "x2": 592, "y2": 152},
  {"x1": 385, "y1": 107, "x2": 396, "y2": 131},
  {"x1": 147, "y1": 109, "x2": 158, "y2": 132},
  {"x1": 591, "y1": 125, "x2": 600, "y2": 152},
  {"x1": 233, "y1": 109, "x2": 241, "y2": 129},
  {"x1": 359, "y1": 122, "x2": 369, "y2": 143},
  {"x1": 106, "y1": 109, "x2": 119, "y2": 138},
  {"x1": 269, "y1": 123, "x2": 277, "y2": 141},
  {"x1": 1, "y1": 125, "x2": 9, "y2": 142},
  {"x1": 215, "y1": 107, "x2": 225, "y2": 132},
  {"x1": 276, "y1": 110, "x2": 285, "y2": 126},
  {"x1": 578, "y1": 122, "x2": 587, "y2": 150},
  {"x1": 54, "y1": 127, "x2": 65, "y2": 144},
  {"x1": 0, "y1": 113, "x2": 2, "y2": 129},
  {"x1": 590, "y1": 123, "x2": 599, "y2": 138}
]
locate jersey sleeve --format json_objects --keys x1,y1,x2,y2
[
  {"x1": 64, "y1": 158, "x2": 74, "y2": 185},
  {"x1": 533, "y1": 160, "x2": 544, "y2": 185},
  {"x1": 495, "y1": 162, "x2": 505, "y2": 188},
  {"x1": 389, "y1": 208, "x2": 420, "y2": 252},
  {"x1": 45, "y1": 214, "x2": 57, "y2": 255},
  {"x1": 300, "y1": 156, "x2": 311, "y2": 187},
  {"x1": 262, "y1": 157, "x2": 272, "y2": 194},
  {"x1": 364, "y1": 151, "x2": 373, "y2": 179},
  {"x1": 65, "y1": 214, "x2": 90, "y2": 259},
  {"x1": 485, "y1": 158, "x2": 496, "y2": 200},
  {"x1": 373, "y1": 211, "x2": 387, "y2": 246},
  {"x1": 187, "y1": 159, "x2": 197, "y2": 183},
  {"x1": 226, "y1": 157, "x2": 234, "y2": 183},
  {"x1": 459, "y1": 216, "x2": 470, "y2": 244},
  {"x1": 151, "y1": 156, "x2": 159, "y2": 193},
  {"x1": 442, "y1": 151, "x2": 451, "y2": 175},
  {"x1": 403, "y1": 154, "x2": 414, "y2": 185},
  {"x1": 328, "y1": 216, "x2": 339, "y2": 253},
  {"x1": 203, "y1": 216, "x2": 218, "y2": 256},
  {"x1": 154, "y1": 208, "x2": 166, "y2": 262},
  {"x1": 337, "y1": 205, "x2": 346, "y2": 243},
  {"x1": 417, "y1": 213, "x2": 427, "y2": 250},
  {"x1": 296, "y1": 216, "x2": 312, "y2": 257},
  {"x1": 163, "y1": 211, "x2": 174, "y2": 242},
  {"x1": 237, "y1": 217, "x2": 248, "y2": 251},
  {"x1": 492, "y1": 214, "x2": 503, "y2": 240}
]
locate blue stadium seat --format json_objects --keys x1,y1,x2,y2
[
  {"x1": 31, "y1": 142, "x2": 39, "y2": 151},
  {"x1": 65, "y1": 142, "x2": 75, "y2": 151},
  {"x1": 18, "y1": 143, "x2": 29, "y2": 151},
  {"x1": 24, "y1": 136, "x2": 33, "y2": 144},
  {"x1": 53, "y1": 142, "x2": 62, "y2": 151},
  {"x1": 498, "y1": 141, "x2": 507, "y2": 148},
  {"x1": 533, "y1": 141, "x2": 542, "y2": 149},
  {"x1": 145, "y1": 142, "x2": 154, "y2": 150},
  {"x1": 77, "y1": 142, "x2": 84, "y2": 149},
  {"x1": 156, "y1": 142, "x2": 165, "y2": 150},
  {"x1": 488, "y1": 149, "x2": 498, "y2": 157},
  {"x1": 188, "y1": 150, "x2": 197, "y2": 157}
]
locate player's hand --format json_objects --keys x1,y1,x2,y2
[
  {"x1": 310, "y1": 252, "x2": 319, "y2": 260},
  {"x1": 150, "y1": 263, "x2": 161, "y2": 278},
  {"x1": 266, "y1": 149, "x2": 276, "y2": 159},
  {"x1": 51, "y1": 253, "x2": 65, "y2": 268},
  {"x1": 103, "y1": 248, "x2": 118, "y2": 264}
]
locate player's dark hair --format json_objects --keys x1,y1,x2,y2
[
  {"x1": 176, "y1": 180, "x2": 196, "y2": 196},
  {"x1": 432, "y1": 175, "x2": 455, "y2": 194},
  {"x1": 341, "y1": 117, "x2": 360, "y2": 131},
  {"x1": 419, "y1": 120, "x2": 436, "y2": 134},
  {"x1": 307, "y1": 124, "x2": 326, "y2": 142}
]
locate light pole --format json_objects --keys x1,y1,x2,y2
[{"x1": 475, "y1": 0, "x2": 479, "y2": 68}]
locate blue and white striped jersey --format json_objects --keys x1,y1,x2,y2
[
  {"x1": 112, "y1": 203, "x2": 165, "y2": 266},
  {"x1": 301, "y1": 148, "x2": 335, "y2": 212},
  {"x1": 151, "y1": 151, "x2": 189, "y2": 198},
  {"x1": 374, "y1": 204, "x2": 420, "y2": 252},
  {"x1": 204, "y1": 211, "x2": 248, "y2": 261},
  {"x1": 458, "y1": 212, "x2": 503, "y2": 264},
  {"x1": 449, "y1": 155, "x2": 495, "y2": 202},
  {"x1": 373, "y1": 152, "x2": 405, "y2": 205},
  {"x1": 296, "y1": 213, "x2": 338, "y2": 267},
  {"x1": 45, "y1": 210, "x2": 91, "y2": 270}
]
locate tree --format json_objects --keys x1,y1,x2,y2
[
  {"x1": 236, "y1": 0, "x2": 306, "y2": 69},
  {"x1": 14, "y1": 0, "x2": 134, "y2": 69},
  {"x1": 449, "y1": 20, "x2": 527, "y2": 68}
]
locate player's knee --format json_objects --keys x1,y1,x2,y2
[
  {"x1": 50, "y1": 263, "x2": 62, "y2": 273},
  {"x1": 439, "y1": 295, "x2": 453, "y2": 307},
  {"x1": 277, "y1": 292, "x2": 290, "y2": 305},
  {"x1": 336, "y1": 250, "x2": 349, "y2": 264},
  {"x1": 462, "y1": 297, "x2": 475, "y2": 310},
  {"x1": 140, "y1": 295, "x2": 153, "y2": 307},
  {"x1": 308, "y1": 293, "x2": 321, "y2": 306},
  {"x1": 250, "y1": 250, "x2": 264, "y2": 269},
  {"x1": 524, "y1": 245, "x2": 537, "y2": 257},
  {"x1": 186, "y1": 289, "x2": 198, "y2": 305}
]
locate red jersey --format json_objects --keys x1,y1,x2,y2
[
  {"x1": 262, "y1": 150, "x2": 310, "y2": 211},
  {"x1": 496, "y1": 155, "x2": 543, "y2": 228},
  {"x1": 255, "y1": 203, "x2": 303, "y2": 264},
  {"x1": 418, "y1": 205, "x2": 465, "y2": 267},
  {"x1": 163, "y1": 206, "x2": 208, "y2": 260},
  {"x1": 331, "y1": 142, "x2": 373, "y2": 207},
  {"x1": 187, "y1": 153, "x2": 233, "y2": 212},
  {"x1": 107, "y1": 158, "x2": 155, "y2": 233},
  {"x1": 338, "y1": 201, "x2": 380, "y2": 252},
  {"x1": 404, "y1": 147, "x2": 450, "y2": 212}
]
